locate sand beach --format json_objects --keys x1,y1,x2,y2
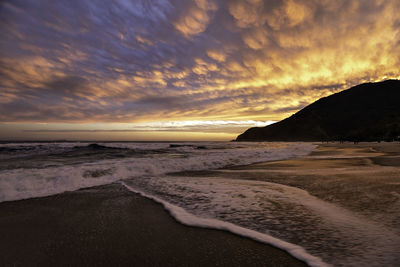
[
  {"x1": 1, "y1": 142, "x2": 399, "y2": 266},
  {"x1": 0, "y1": 183, "x2": 305, "y2": 266}
]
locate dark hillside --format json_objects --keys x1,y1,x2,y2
[{"x1": 236, "y1": 80, "x2": 400, "y2": 141}]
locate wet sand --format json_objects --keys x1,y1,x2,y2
[
  {"x1": 166, "y1": 142, "x2": 400, "y2": 266},
  {"x1": 0, "y1": 183, "x2": 306, "y2": 267},
  {"x1": 174, "y1": 142, "x2": 400, "y2": 232},
  {"x1": 190, "y1": 142, "x2": 400, "y2": 231}
]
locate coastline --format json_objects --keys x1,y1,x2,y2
[
  {"x1": 170, "y1": 141, "x2": 400, "y2": 266},
  {"x1": 1, "y1": 141, "x2": 399, "y2": 266},
  {"x1": 222, "y1": 142, "x2": 400, "y2": 230},
  {"x1": 0, "y1": 183, "x2": 306, "y2": 267}
]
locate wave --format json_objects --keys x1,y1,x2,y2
[
  {"x1": 0, "y1": 142, "x2": 316, "y2": 202},
  {"x1": 121, "y1": 181, "x2": 329, "y2": 267},
  {"x1": 122, "y1": 174, "x2": 400, "y2": 267}
]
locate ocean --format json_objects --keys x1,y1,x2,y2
[{"x1": 0, "y1": 141, "x2": 399, "y2": 267}]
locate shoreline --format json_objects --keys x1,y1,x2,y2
[
  {"x1": 0, "y1": 183, "x2": 307, "y2": 267},
  {"x1": 122, "y1": 181, "x2": 326, "y2": 267},
  {"x1": 1, "y1": 142, "x2": 399, "y2": 266},
  {"x1": 169, "y1": 141, "x2": 400, "y2": 266}
]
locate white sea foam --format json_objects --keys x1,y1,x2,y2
[
  {"x1": 123, "y1": 175, "x2": 400, "y2": 267},
  {"x1": 0, "y1": 142, "x2": 316, "y2": 202},
  {"x1": 121, "y1": 181, "x2": 330, "y2": 267}
]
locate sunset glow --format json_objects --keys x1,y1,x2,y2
[{"x1": 1, "y1": 0, "x2": 399, "y2": 140}]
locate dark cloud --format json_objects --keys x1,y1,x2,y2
[{"x1": 43, "y1": 76, "x2": 89, "y2": 95}]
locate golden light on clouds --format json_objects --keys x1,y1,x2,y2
[
  {"x1": 207, "y1": 50, "x2": 226, "y2": 62},
  {"x1": 174, "y1": 0, "x2": 218, "y2": 37},
  {"x1": 0, "y1": 0, "x2": 399, "y2": 140}
]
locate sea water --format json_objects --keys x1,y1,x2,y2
[{"x1": 0, "y1": 141, "x2": 398, "y2": 266}]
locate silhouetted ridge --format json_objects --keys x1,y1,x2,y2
[{"x1": 236, "y1": 80, "x2": 400, "y2": 141}]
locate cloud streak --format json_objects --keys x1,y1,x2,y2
[
  {"x1": 0, "y1": 0, "x2": 399, "y2": 129},
  {"x1": 22, "y1": 120, "x2": 275, "y2": 134}
]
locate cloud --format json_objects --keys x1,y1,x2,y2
[
  {"x1": 266, "y1": 0, "x2": 315, "y2": 30},
  {"x1": 22, "y1": 120, "x2": 276, "y2": 134},
  {"x1": 243, "y1": 27, "x2": 270, "y2": 50},
  {"x1": 174, "y1": 0, "x2": 218, "y2": 37},
  {"x1": 207, "y1": 50, "x2": 226, "y2": 62},
  {"x1": 228, "y1": 0, "x2": 268, "y2": 28},
  {"x1": 0, "y1": 0, "x2": 399, "y2": 128},
  {"x1": 43, "y1": 76, "x2": 89, "y2": 95}
]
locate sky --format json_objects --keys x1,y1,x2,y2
[{"x1": 0, "y1": 0, "x2": 399, "y2": 141}]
